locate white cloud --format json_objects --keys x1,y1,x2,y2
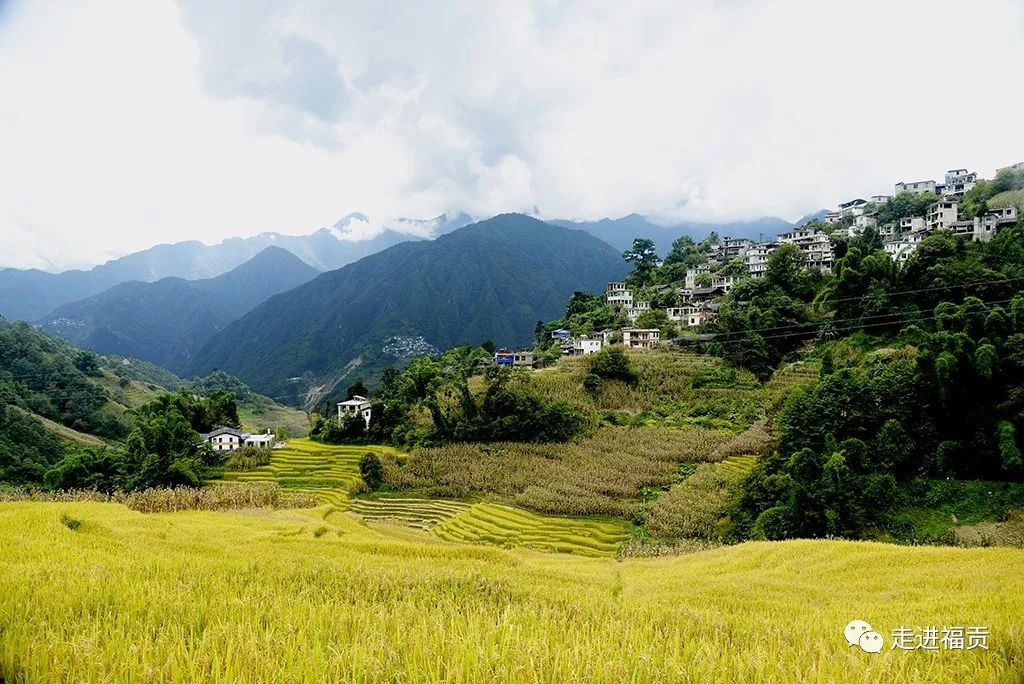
[{"x1": 1, "y1": 0, "x2": 1022, "y2": 269}]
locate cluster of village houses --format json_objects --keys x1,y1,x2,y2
[
  {"x1": 487, "y1": 161, "x2": 1023, "y2": 366},
  {"x1": 829, "y1": 162, "x2": 1022, "y2": 263}
]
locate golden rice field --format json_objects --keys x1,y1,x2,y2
[
  {"x1": 215, "y1": 439, "x2": 380, "y2": 507},
  {"x1": 348, "y1": 497, "x2": 471, "y2": 530},
  {"x1": 1, "y1": 501, "x2": 1022, "y2": 683},
  {"x1": 432, "y1": 503, "x2": 631, "y2": 556}
]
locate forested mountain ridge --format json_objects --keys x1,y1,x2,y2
[
  {"x1": 185, "y1": 214, "x2": 630, "y2": 400},
  {"x1": 38, "y1": 247, "x2": 318, "y2": 373},
  {"x1": 0, "y1": 213, "x2": 471, "y2": 322}
]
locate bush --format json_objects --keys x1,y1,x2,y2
[
  {"x1": 225, "y1": 446, "x2": 273, "y2": 471},
  {"x1": 588, "y1": 346, "x2": 638, "y2": 386},
  {"x1": 359, "y1": 452, "x2": 383, "y2": 490}
]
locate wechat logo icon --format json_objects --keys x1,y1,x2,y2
[{"x1": 845, "y1": 620, "x2": 883, "y2": 653}]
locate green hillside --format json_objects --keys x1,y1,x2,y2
[
  {"x1": 185, "y1": 214, "x2": 630, "y2": 399},
  {"x1": 39, "y1": 247, "x2": 318, "y2": 373}
]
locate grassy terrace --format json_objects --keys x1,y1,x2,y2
[
  {"x1": 348, "y1": 497, "x2": 471, "y2": 530},
  {"x1": 215, "y1": 439, "x2": 380, "y2": 508},
  {"x1": 433, "y1": 503, "x2": 631, "y2": 557}
]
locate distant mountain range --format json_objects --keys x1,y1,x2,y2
[
  {"x1": 0, "y1": 212, "x2": 472, "y2": 322},
  {"x1": 39, "y1": 247, "x2": 318, "y2": 373},
  {"x1": 0, "y1": 210, "x2": 797, "y2": 323},
  {"x1": 184, "y1": 214, "x2": 630, "y2": 401}
]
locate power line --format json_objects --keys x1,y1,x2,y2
[
  {"x1": 680, "y1": 300, "x2": 1017, "y2": 349},
  {"x1": 706, "y1": 294, "x2": 1020, "y2": 341}
]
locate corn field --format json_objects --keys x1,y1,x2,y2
[
  {"x1": 387, "y1": 426, "x2": 733, "y2": 517},
  {"x1": 0, "y1": 483, "x2": 315, "y2": 513}
]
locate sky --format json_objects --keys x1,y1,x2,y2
[{"x1": 1, "y1": 0, "x2": 1022, "y2": 270}]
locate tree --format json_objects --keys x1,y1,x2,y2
[
  {"x1": 663, "y1": 235, "x2": 704, "y2": 268},
  {"x1": 876, "y1": 191, "x2": 940, "y2": 225},
  {"x1": 623, "y1": 238, "x2": 659, "y2": 287},
  {"x1": 359, "y1": 452, "x2": 383, "y2": 490},
  {"x1": 588, "y1": 346, "x2": 638, "y2": 385},
  {"x1": 765, "y1": 244, "x2": 805, "y2": 292},
  {"x1": 480, "y1": 340, "x2": 496, "y2": 355},
  {"x1": 346, "y1": 380, "x2": 369, "y2": 400},
  {"x1": 73, "y1": 351, "x2": 101, "y2": 376}
]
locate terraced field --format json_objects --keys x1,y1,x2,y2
[
  {"x1": 433, "y1": 503, "x2": 631, "y2": 557},
  {"x1": 718, "y1": 454, "x2": 758, "y2": 476},
  {"x1": 216, "y1": 439, "x2": 384, "y2": 508},
  {"x1": 348, "y1": 497, "x2": 471, "y2": 530}
]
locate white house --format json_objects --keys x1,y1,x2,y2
[
  {"x1": 667, "y1": 305, "x2": 715, "y2": 328},
  {"x1": 898, "y1": 216, "x2": 926, "y2": 233},
  {"x1": 894, "y1": 180, "x2": 937, "y2": 195},
  {"x1": 573, "y1": 337, "x2": 603, "y2": 356},
  {"x1": 778, "y1": 228, "x2": 834, "y2": 273},
  {"x1": 744, "y1": 242, "x2": 777, "y2": 278},
  {"x1": 942, "y1": 169, "x2": 977, "y2": 196},
  {"x1": 870, "y1": 195, "x2": 892, "y2": 204},
  {"x1": 627, "y1": 300, "x2": 651, "y2": 321},
  {"x1": 838, "y1": 198, "x2": 868, "y2": 217},
  {"x1": 926, "y1": 200, "x2": 958, "y2": 231},
  {"x1": 854, "y1": 214, "x2": 878, "y2": 230},
  {"x1": 337, "y1": 395, "x2": 372, "y2": 429},
  {"x1": 606, "y1": 282, "x2": 633, "y2": 307},
  {"x1": 622, "y1": 328, "x2": 661, "y2": 349},
  {"x1": 200, "y1": 427, "x2": 276, "y2": 452}
]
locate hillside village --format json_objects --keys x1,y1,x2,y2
[{"x1": 484, "y1": 161, "x2": 1024, "y2": 364}]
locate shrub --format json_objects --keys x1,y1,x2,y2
[
  {"x1": 588, "y1": 346, "x2": 638, "y2": 386},
  {"x1": 225, "y1": 446, "x2": 273, "y2": 471},
  {"x1": 359, "y1": 452, "x2": 383, "y2": 490}
]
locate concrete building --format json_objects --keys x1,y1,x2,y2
[
  {"x1": 606, "y1": 282, "x2": 633, "y2": 307},
  {"x1": 884, "y1": 231, "x2": 927, "y2": 263},
  {"x1": 870, "y1": 195, "x2": 892, "y2": 204},
  {"x1": 744, "y1": 242, "x2": 777, "y2": 278},
  {"x1": 722, "y1": 237, "x2": 753, "y2": 260},
  {"x1": 573, "y1": 337, "x2": 603, "y2": 356},
  {"x1": 622, "y1": 328, "x2": 661, "y2": 349},
  {"x1": 337, "y1": 395, "x2": 372, "y2": 429},
  {"x1": 667, "y1": 305, "x2": 715, "y2": 328},
  {"x1": 894, "y1": 180, "x2": 937, "y2": 195},
  {"x1": 854, "y1": 214, "x2": 878, "y2": 230},
  {"x1": 926, "y1": 200, "x2": 958, "y2": 231},
  {"x1": 777, "y1": 228, "x2": 834, "y2": 272},
  {"x1": 627, "y1": 300, "x2": 651, "y2": 321},
  {"x1": 838, "y1": 198, "x2": 869, "y2": 217},
  {"x1": 973, "y1": 206, "x2": 1019, "y2": 242},
  {"x1": 943, "y1": 169, "x2": 978, "y2": 197},
  {"x1": 684, "y1": 263, "x2": 713, "y2": 289},
  {"x1": 898, "y1": 216, "x2": 927, "y2": 233},
  {"x1": 494, "y1": 349, "x2": 515, "y2": 366}
]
